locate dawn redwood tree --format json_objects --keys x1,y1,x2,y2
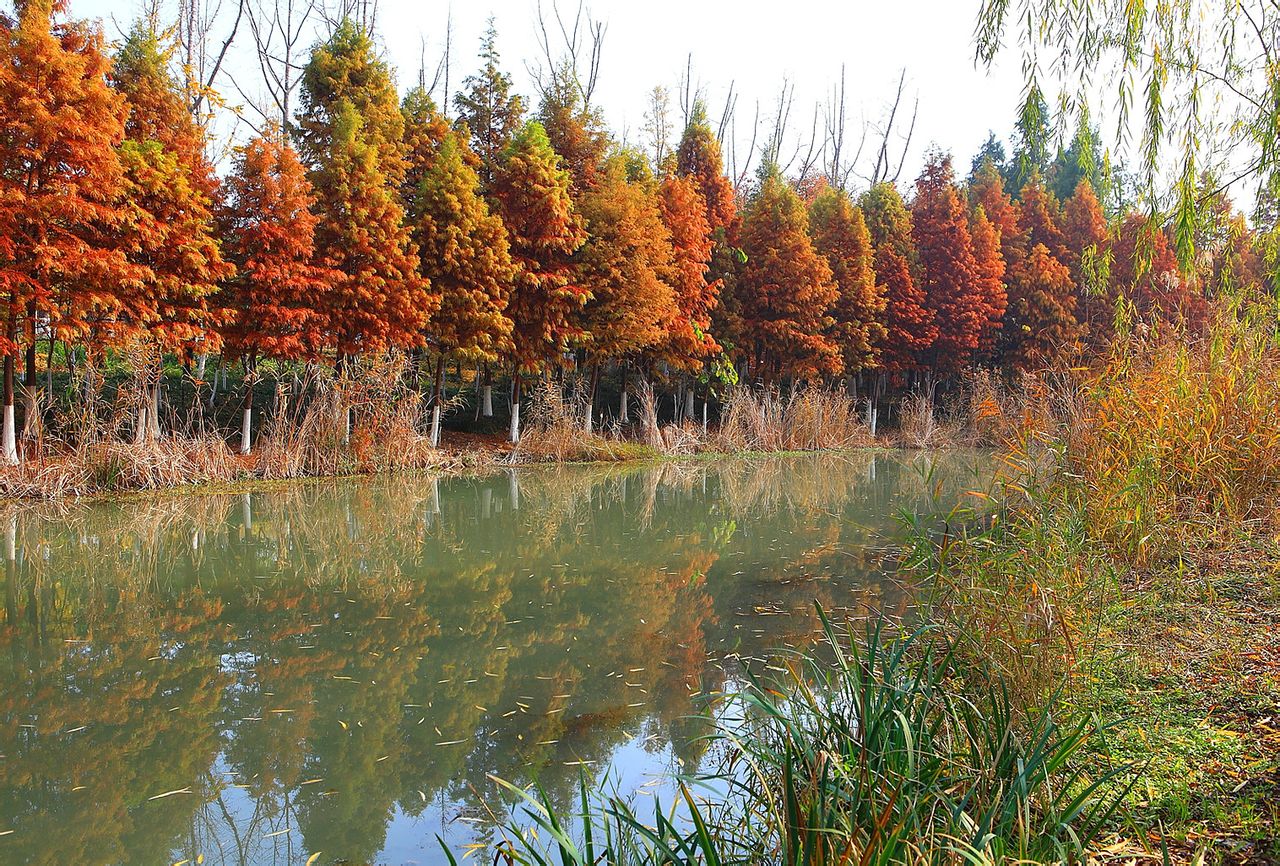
[
  {"x1": 808, "y1": 185, "x2": 886, "y2": 376},
  {"x1": 652, "y1": 173, "x2": 720, "y2": 376},
  {"x1": 912, "y1": 152, "x2": 986, "y2": 371},
  {"x1": 1018, "y1": 171, "x2": 1069, "y2": 262},
  {"x1": 221, "y1": 129, "x2": 335, "y2": 453},
  {"x1": 312, "y1": 101, "x2": 434, "y2": 360},
  {"x1": 538, "y1": 73, "x2": 609, "y2": 194},
  {"x1": 575, "y1": 155, "x2": 677, "y2": 432},
  {"x1": 968, "y1": 205, "x2": 1008, "y2": 354},
  {"x1": 735, "y1": 164, "x2": 840, "y2": 383},
  {"x1": 296, "y1": 19, "x2": 406, "y2": 188},
  {"x1": 861, "y1": 182, "x2": 935, "y2": 374},
  {"x1": 410, "y1": 130, "x2": 515, "y2": 446},
  {"x1": 400, "y1": 85, "x2": 452, "y2": 208},
  {"x1": 489, "y1": 121, "x2": 586, "y2": 443},
  {"x1": 1060, "y1": 179, "x2": 1112, "y2": 349},
  {"x1": 1004, "y1": 243, "x2": 1080, "y2": 370},
  {"x1": 0, "y1": 0, "x2": 130, "y2": 463},
  {"x1": 453, "y1": 18, "x2": 524, "y2": 189},
  {"x1": 112, "y1": 22, "x2": 231, "y2": 440},
  {"x1": 675, "y1": 100, "x2": 736, "y2": 234},
  {"x1": 969, "y1": 160, "x2": 1023, "y2": 267}
]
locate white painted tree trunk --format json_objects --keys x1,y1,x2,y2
[
  {"x1": 195, "y1": 353, "x2": 207, "y2": 381},
  {"x1": 509, "y1": 399, "x2": 520, "y2": 444},
  {"x1": 702, "y1": 400, "x2": 708, "y2": 434},
  {"x1": 481, "y1": 384, "x2": 493, "y2": 417},
  {"x1": 583, "y1": 401, "x2": 593, "y2": 434},
  {"x1": 684, "y1": 387, "x2": 695, "y2": 420},
  {"x1": 619, "y1": 383, "x2": 628, "y2": 423},
  {"x1": 2, "y1": 403, "x2": 17, "y2": 465},
  {"x1": 240, "y1": 407, "x2": 252, "y2": 455},
  {"x1": 508, "y1": 469, "x2": 520, "y2": 509},
  {"x1": 241, "y1": 493, "x2": 253, "y2": 532},
  {"x1": 430, "y1": 404, "x2": 442, "y2": 447}
]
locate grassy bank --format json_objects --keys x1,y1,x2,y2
[{"x1": 441, "y1": 299, "x2": 1280, "y2": 864}]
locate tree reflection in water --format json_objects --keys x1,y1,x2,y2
[{"x1": 0, "y1": 452, "x2": 989, "y2": 865}]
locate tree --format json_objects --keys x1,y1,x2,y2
[
  {"x1": 1111, "y1": 214, "x2": 1206, "y2": 333},
  {"x1": 653, "y1": 172, "x2": 720, "y2": 373},
  {"x1": 0, "y1": 0, "x2": 130, "y2": 463},
  {"x1": 675, "y1": 100, "x2": 735, "y2": 233},
  {"x1": 575, "y1": 155, "x2": 676, "y2": 431},
  {"x1": 1017, "y1": 171, "x2": 1068, "y2": 262},
  {"x1": 969, "y1": 132, "x2": 1007, "y2": 183},
  {"x1": 735, "y1": 165, "x2": 839, "y2": 383},
  {"x1": 977, "y1": 0, "x2": 1276, "y2": 264},
  {"x1": 1003, "y1": 243, "x2": 1079, "y2": 370},
  {"x1": 489, "y1": 121, "x2": 585, "y2": 443},
  {"x1": 221, "y1": 129, "x2": 334, "y2": 453},
  {"x1": 538, "y1": 71, "x2": 608, "y2": 193},
  {"x1": 296, "y1": 19, "x2": 405, "y2": 187},
  {"x1": 911, "y1": 152, "x2": 986, "y2": 371},
  {"x1": 861, "y1": 182, "x2": 934, "y2": 373},
  {"x1": 453, "y1": 18, "x2": 524, "y2": 189},
  {"x1": 400, "y1": 84, "x2": 452, "y2": 208},
  {"x1": 410, "y1": 130, "x2": 515, "y2": 446},
  {"x1": 1060, "y1": 179, "x2": 1112, "y2": 350},
  {"x1": 808, "y1": 186, "x2": 885, "y2": 376},
  {"x1": 968, "y1": 205, "x2": 1007, "y2": 354},
  {"x1": 112, "y1": 21, "x2": 231, "y2": 439},
  {"x1": 312, "y1": 101, "x2": 433, "y2": 359}
]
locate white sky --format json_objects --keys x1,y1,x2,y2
[{"x1": 63, "y1": 0, "x2": 1034, "y2": 186}]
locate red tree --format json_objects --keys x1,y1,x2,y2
[
  {"x1": 861, "y1": 182, "x2": 934, "y2": 373},
  {"x1": 968, "y1": 205, "x2": 1008, "y2": 354},
  {"x1": 808, "y1": 186, "x2": 886, "y2": 375},
  {"x1": 1111, "y1": 214, "x2": 1206, "y2": 334},
  {"x1": 0, "y1": 0, "x2": 130, "y2": 462},
  {"x1": 912, "y1": 152, "x2": 986, "y2": 371},
  {"x1": 221, "y1": 130, "x2": 335, "y2": 452},
  {"x1": 735, "y1": 165, "x2": 840, "y2": 382},
  {"x1": 489, "y1": 120, "x2": 586, "y2": 442}
]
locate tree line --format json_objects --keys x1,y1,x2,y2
[{"x1": 0, "y1": 0, "x2": 1265, "y2": 463}]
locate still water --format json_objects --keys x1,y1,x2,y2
[{"x1": 0, "y1": 452, "x2": 988, "y2": 865}]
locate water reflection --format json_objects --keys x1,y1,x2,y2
[{"x1": 0, "y1": 452, "x2": 987, "y2": 865}]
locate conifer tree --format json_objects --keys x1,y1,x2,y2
[
  {"x1": 1060, "y1": 179, "x2": 1112, "y2": 349},
  {"x1": 221, "y1": 129, "x2": 335, "y2": 453},
  {"x1": 1004, "y1": 243, "x2": 1080, "y2": 370},
  {"x1": 861, "y1": 182, "x2": 935, "y2": 372},
  {"x1": 410, "y1": 130, "x2": 515, "y2": 446},
  {"x1": 112, "y1": 22, "x2": 231, "y2": 438},
  {"x1": 489, "y1": 121, "x2": 586, "y2": 442},
  {"x1": 675, "y1": 100, "x2": 736, "y2": 233},
  {"x1": 809, "y1": 186, "x2": 886, "y2": 375},
  {"x1": 296, "y1": 19, "x2": 405, "y2": 187},
  {"x1": 401, "y1": 85, "x2": 452, "y2": 207},
  {"x1": 654, "y1": 173, "x2": 720, "y2": 372},
  {"x1": 1111, "y1": 214, "x2": 1206, "y2": 332},
  {"x1": 735, "y1": 165, "x2": 839, "y2": 382},
  {"x1": 453, "y1": 19, "x2": 524, "y2": 189},
  {"x1": 575, "y1": 155, "x2": 677, "y2": 430},
  {"x1": 968, "y1": 205, "x2": 1008, "y2": 353},
  {"x1": 312, "y1": 101, "x2": 434, "y2": 359},
  {"x1": 912, "y1": 152, "x2": 986, "y2": 370},
  {"x1": 0, "y1": 0, "x2": 130, "y2": 463}
]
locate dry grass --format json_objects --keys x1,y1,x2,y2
[
  {"x1": 508, "y1": 380, "x2": 653, "y2": 463},
  {"x1": 711, "y1": 385, "x2": 871, "y2": 452}
]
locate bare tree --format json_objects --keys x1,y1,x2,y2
[
  {"x1": 859, "y1": 69, "x2": 918, "y2": 185},
  {"x1": 240, "y1": 0, "x2": 319, "y2": 131},
  {"x1": 642, "y1": 85, "x2": 673, "y2": 168},
  {"x1": 319, "y1": 0, "x2": 378, "y2": 35},
  {"x1": 177, "y1": 0, "x2": 248, "y2": 123},
  {"x1": 821, "y1": 65, "x2": 867, "y2": 191},
  {"x1": 529, "y1": 0, "x2": 606, "y2": 109}
]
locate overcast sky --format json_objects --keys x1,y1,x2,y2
[{"x1": 62, "y1": 0, "x2": 1033, "y2": 185}]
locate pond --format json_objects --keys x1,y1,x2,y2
[{"x1": 0, "y1": 452, "x2": 989, "y2": 865}]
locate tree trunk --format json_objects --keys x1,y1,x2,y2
[
  {"x1": 509, "y1": 373, "x2": 522, "y2": 445},
  {"x1": 481, "y1": 371, "x2": 494, "y2": 418},
  {"x1": 684, "y1": 385, "x2": 695, "y2": 423},
  {"x1": 148, "y1": 382, "x2": 162, "y2": 439},
  {"x1": 240, "y1": 356, "x2": 255, "y2": 455},
  {"x1": 430, "y1": 353, "x2": 445, "y2": 448},
  {"x1": 45, "y1": 341, "x2": 53, "y2": 397},
  {"x1": 584, "y1": 362, "x2": 599, "y2": 434},
  {"x1": 618, "y1": 369, "x2": 629, "y2": 423},
  {"x1": 2, "y1": 351, "x2": 17, "y2": 465}
]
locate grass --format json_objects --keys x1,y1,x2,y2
[{"x1": 458, "y1": 611, "x2": 1133, "y2": 866}]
